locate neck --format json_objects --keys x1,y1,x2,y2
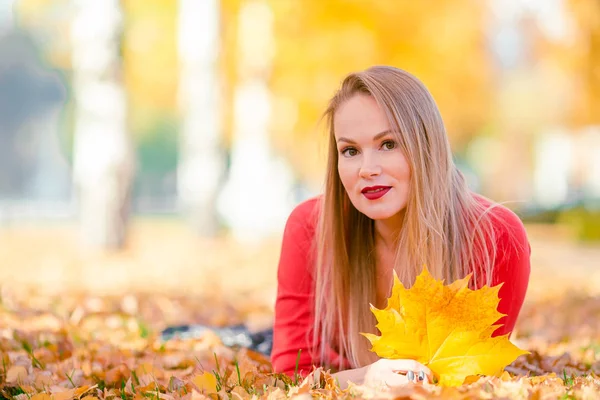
[{"x1": 374, "y1": 210, "x2": 405, "y2": 252}]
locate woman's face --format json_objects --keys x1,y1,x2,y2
[{"x1": 333, "y1": 94, "x2": 411, "y2": 221}]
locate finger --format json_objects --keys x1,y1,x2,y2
[
  {"x1": 417, "y1": 370, "x2": 432, "y2": 385},
  {"x1": 392, "y1": 368, "x2": 432, "y2": 384},
  {"x1": 421, "y1": 365, "x2": 433, "y2": 380},
  {"x1": 382, "y1": 372, "x2": 410, "y2": 388},
  {"x1": 379, "y1": 359, "x2": 434, "y2": 383},
  {"x1": 391, "y1": 365, "x2": 433, "y2": 381}
]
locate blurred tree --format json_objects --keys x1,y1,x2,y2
[
  {"x1": 71, "y1": 0, "x2": 134, "y2": 249},
  {"x1": 217, "y1": 0, "x2": 295, "y2": 242},
  {"x1": 17, "y1": 0, "x2": 496, "y2": 203},
  {"x1": 176, "y1": 0, "x2": 226, "y2": 236}
]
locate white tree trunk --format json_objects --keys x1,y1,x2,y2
[
  {"x1": 217, "y1": 0, "x2": 294, "y2": 243},
  {"x1": 176, "y1": 0, "x2": 224, "y2": 236},
  {"x1": 71, "y1": 0, "x2": 134, "y2": 249}
]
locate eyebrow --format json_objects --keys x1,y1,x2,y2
[{"x1": 336, "y1": 129, "x2": 393, "y2": 144}]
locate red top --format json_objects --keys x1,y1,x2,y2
[{"x1": 271, "y1": 196, "x2": 531, "y2": 377}]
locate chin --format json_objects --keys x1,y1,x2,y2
[
  {"x1": 363, "y1": 210, "x2": 400, "y2": 220},
  {"x1": 355, "y1": 203, "x2": 401, "y2": 221}
]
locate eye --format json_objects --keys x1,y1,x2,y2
[
  {"x1": 382, "y1": 140, "x2": 396, "y2": 150},
  {"x1": 341, "y1": 147, "x2": 358, "y2": 157}
]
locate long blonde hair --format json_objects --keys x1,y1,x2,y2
[{"x1": 312, "y1": 66, "x2": 501, "y2": 370}]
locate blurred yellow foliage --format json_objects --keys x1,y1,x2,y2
[
  {"x1": 266, "y1": 0, "x2": 493, "y2": 183},
  {"x1": 566, "y1": 0, "x2": 600, "y2": 126},
  {"x1": 123, "y1": 0, "x2": 179, "y2": 133}
]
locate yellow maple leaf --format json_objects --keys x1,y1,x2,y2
[{"x1": 362, "y1": 266, "x2": 528, "y2": 386}]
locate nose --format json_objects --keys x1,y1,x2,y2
[{"x1": 359, "y1": 153, "x2": 382, "y2": 179}]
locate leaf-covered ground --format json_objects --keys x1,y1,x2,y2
[
  {"x1": 1, "y1": 286, "x2": 599, "y2": 399},
  {"x1": 0, "y1": 223, "x2": 599, "y2": 399}
]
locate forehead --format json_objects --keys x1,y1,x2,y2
[{"x1": 333, "y1": 94, "x2": 391, "y2": 138}]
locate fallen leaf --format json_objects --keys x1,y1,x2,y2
[
  {"x1": 6, "y1": 365, "x2": 29, "y2": 384},
  {"x1": 34, "y1": 372, "x2": 54, "y2": 389},
  {"x1": 230, "y1": 385, "x2": 251, "y2": 400},
  {"x1": 50, "y1": 387, "x2": 77, "y2": 400},
  {"x1": 192, "y1": 372, "x2": 218, "y2": 394},
  {"x1": 30, "y1": 394, "x2": 52, "y2": 400}
]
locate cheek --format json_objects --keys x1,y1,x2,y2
[
  {"x1": 337, "y1": 162, "x2": 356, "y2": 191},
  {"x1": 401, "y1": 167, "x2": 411, "y2": 182},
  {"x1": 391, "y1": 158, "x2": 411, "y2": 199},
  {"x1": 395, "y1": 157, "x2": 411, "y2": 181}
]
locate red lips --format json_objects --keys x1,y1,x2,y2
[{"x1": 361, "y1": 186, "x2": 392, "y2": 200}]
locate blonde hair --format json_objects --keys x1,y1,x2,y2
[{"x1": 312, "y1": 66, "x2": 501, "y2": 370}]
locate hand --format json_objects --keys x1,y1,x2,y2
[{"x1": 363, "y1": 359, "x2": 433, "y2": 389}]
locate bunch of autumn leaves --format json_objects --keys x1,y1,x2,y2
[{"x1": 363, "y1": 267, "x2": 528, "y2": 386}]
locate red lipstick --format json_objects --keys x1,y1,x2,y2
[{"x1": 361, "y1": 186, "x2": 391, "y2": 200}]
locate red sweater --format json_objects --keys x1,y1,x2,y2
[{"x1": 271, "y1": 196, "x2": 531, "y2": 377}]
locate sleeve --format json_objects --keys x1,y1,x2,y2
[
  {"x1": 271, "y1": 198, "x2": 320, "y2": 377},
  {"x1": 490, "y1": 207, "x2": 531, "y2": 338}
]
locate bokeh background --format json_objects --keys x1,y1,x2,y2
[{"x1": 0, "y1": 0, "x2": 599, "y2": 324}]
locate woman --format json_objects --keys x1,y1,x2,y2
[{"x1": 271, "y1": 66, "x2": 531, "y2": 389}]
